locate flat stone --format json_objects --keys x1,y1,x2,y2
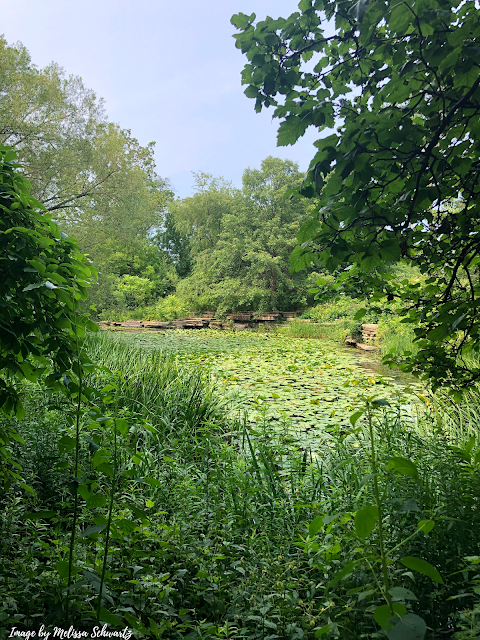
[
  {"x1": 357, "y1": 343, "x2": 379, "y2": 352},
  {"x1": 227, "y1": 313, "x2": 254, "y2": 321}
]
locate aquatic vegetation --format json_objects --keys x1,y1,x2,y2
[{"x1": 108, "y1": 329, "x2": 422, "y2": 450}]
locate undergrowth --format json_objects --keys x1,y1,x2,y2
[{"x1": 0, "y1": 332, "x2": 479, "y2": 638}]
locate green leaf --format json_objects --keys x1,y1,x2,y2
[
  {"x1": 96, "y1": 461, "x2": 115, "y2": 478},
  {"x1": 360, "y1": 254, "x2": 382, "y2": 272},
  {"x1": 56, "y1": 560, "x2": 80, "y2": 579},
  {"x1": 22, "y1": 282, "x2": 44, "y2": 292},
  {"x1": 99, "y1": 607, "x2": 123, "y2": 627},
  {"x1": 277, "y1": 114, "x2": 311, "y2": 146},
  {"x1": 145, "y1": 477, "x2": 162, "y2": 487},
  {"x1": 372, "y1": 398, "x2": 390, "y2": 407},
  {"x1": 86, "y1": 493, "x2": 107, "y2": 509},
  {"x1": 309, "y1": 515, "x2": 324, "y2": 536},
  {"x1": 244, "y1": 85, "x2": 259, "y2": 99},
  {"x1": 374, "y1": 603, "x2": 406, "y2": 629},
  {"x1": 58, "y1": 435, "x2": 76, "y2": 453},
  {"x1": 399, "y1": 498, "x2": 420, "y2": 512},
  {"x1": 81, "y1": 524, "x2": 106, "y2": 537},
  {"x1": 387, "y1": 457, "x2": 419, "y2": 479},
  {"x1": 350, "y1": 410, "x2": 364, "y2": 426},
  {"x1": 23, "y1": 510, "x2": 56, "y2": 521},
  {"x1": 315, "y1": 623, "x2": 333, "y2": 637},
  {"x1": 465, "y1": 435, "x2": 476, "y2": 455},
  {"x1": 77, "y1": 483, "x2": 90, "y2": 501},
  {"x1": 56, "y1": 560, "x2": 69, "y2": 578},
  {"x1": 327, "y1": 560, "x2": 357, "y2": 588},
  {"x1": 231, "y1": 12, "x2": 255, "y2": 29},
  {"x1": 417, "y1": 520, "x2": 434, "y2": 535},
  {"x1": 353, "y1": 308, "x2": 367, "y2": 320},
  {"x1": 115, "y1": 418, "x2": 129, "y2": 436},
  {"x1": 386, "y1": 614, "x2": 427, "y2": 640},
  {"x1": 400, "y1": 557, "x2": 444, "y2": 584},
  {"x1": 389, "y1": 587, "x2": 418, "y2": 602},
  {"x1": 93, "y1": 448, "x2": 111, "y2": 468},
  {"x1": 15, "y1": 402, "x2": 25, "y2": 420},
  {"x1": 355, "y1": 504, "x2": 378, "y2": 539}
]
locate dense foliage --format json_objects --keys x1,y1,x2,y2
[
  {"x1": 0, "y1": 146, "x2": 95, "y2": 488},
  {"x1": 1, "y1": 332, "x2": 480, "y2": 638},
  {"x1": 175, "y1": 158, "x2": 319, "y2": 313},
  {"x1": 0, "y1": 37, "x2": 174, "y2": 316},
  {"x1": 2, "y1": 18, "x2": 480, "y2": 640},
  {"x1": 232, "y1": 0, "x2": 480, "y2": 390}
]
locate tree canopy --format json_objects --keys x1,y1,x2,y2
[
  {"x1": 175, "y1": 157, "x2": 318, "y2": 313},
  {"x1": 0, "y1": 36, "x2": 174, "y2": 315},
  {"x1": 232, "y1": 0, "x2": 480, "y2": 389}
]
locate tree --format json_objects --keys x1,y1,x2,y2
[
  {"x1": 0, "y1": 37, "x2": 174, "y2": 315},
  {"x1": 0, "y1": 36, "x2": 172, "y2": 231},
  {"x1": 0, "y1": 146, "x2": 96, "y2": 486},
  {"x1": 0, "y1": 36, "x2": 106, "y2": 213},
  {"x1": 171, "y1": 172, "x2": 236, "y2": 257},
  {"x1": 69, "y1": 168, "x2": 175, "y2": 315},
  {"x1": 232, "y1": 0, "x2": 480, "y2": 389},
  {"x1": 177, "y1": 157, "x2": 318, "y2": 313},
  {"x1": 155, "y1": 207, "x2": 192, "y2": 278},
  {"x1": 96, "y1": 243, "x2": 178, "y2": 312}
]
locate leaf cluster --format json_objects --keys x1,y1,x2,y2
[
  {"x1": 232, "y1": 0, "x2": 480, "y2": 389},
  {"x1": 0, "y1": 146, "x2": 96, "y2": 486}
]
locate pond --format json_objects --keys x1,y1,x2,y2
[{"x1": 109, "y1": 329, "x2": 423, "y2": 450}]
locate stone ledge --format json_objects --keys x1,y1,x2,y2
[{"x1": 356, "y1": 343, "x2": 379, "y2": 352}]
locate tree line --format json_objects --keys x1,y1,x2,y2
[{"x1": 0, "y1": 36, "x2": 319, "y2": 318}]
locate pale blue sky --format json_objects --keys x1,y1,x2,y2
[{"x1": 1, "y1": 0, "x2": 326, "y2": 197}]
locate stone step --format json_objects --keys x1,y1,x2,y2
[
  {"x1": 227, "y1": 313, "x2": 254, "y2": 321},
  {"x1": 357, "y1": 343, "x2": 379, "y2": 352}
]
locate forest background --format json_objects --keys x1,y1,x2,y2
[
  {"x1": 0, "y1": 36, "x2": 328, "y2": 319},
  {"x1": 2, "y1": 0, "x2": 480, "y2": 634},
  {"x1": 2, "y1": 35, "x2": 400, "y2": 329}
]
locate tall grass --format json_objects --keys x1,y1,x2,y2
[
  {"x1": 85, "y1": 331, "x2": 228, "y2": 438},
  {"x1": 278, "y1": 318, "x2": 355, "y2": 342},
  {"x1": 377, "y1": 317, "x2": 420, "y2": 357}
]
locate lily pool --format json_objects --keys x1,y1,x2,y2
[{"x1": 109, "y1": 329, "x2": 422, "y2": 450}]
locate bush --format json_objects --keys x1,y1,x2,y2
[
  {"x1": 0, "y1": 146, "x2": 95, "y2": 488},
  {"x1": 99, "y1": 294, "x2": 189, "y2": 322}
]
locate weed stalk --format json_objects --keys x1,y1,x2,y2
[{"x1": 366, "y1": 401, "x2": 393, "y2": 615}]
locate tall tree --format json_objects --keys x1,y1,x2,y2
[
  {"x1": 155, "y1": 207, "x2": 192, "y2": 278},
  {"x1": 0, "y1": 36, "x2": 174, "y2": 314},
  {"x1": 171, "y1": 172, "x2": 236, "y2": 257},
  {"x1": 177, "y1": 157, "x2": 316, "y2": 313},
  {"x1": 232, "y1": 0, "x2": 480, "y2": 389}
]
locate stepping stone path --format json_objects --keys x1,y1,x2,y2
[
  {"x1": 99, "y1": 311, "x2": 300, "y2": 332},
  {"x1": 345, "y1": 324, "x2": 379, "y2": 351}
]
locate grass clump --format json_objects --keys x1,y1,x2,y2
[
  {"x1": 99, "y1": 294, "x2": 189, "y2": 322},
  {"x1": 278, "y1": 318, "x2": 356, "y2": 342}
]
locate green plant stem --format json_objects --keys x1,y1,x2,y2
[
  {"x1": 66, "y1": 305, "x2": 83, "y2": 624},
  {"x1": 364, "y1": 554, "x2": 389, "y2": 600},
  {"x1": 367, "y1": 403, "x2": 394, "y2": 616},
  {"x1": 387, "y1": 526, "x2": 428, "y2": 557},
  {"x1": 97, "y1": 383, "x2": 119, "y2": 622}
]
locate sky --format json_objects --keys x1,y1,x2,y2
[{"x1": 0, "y1": 0, "x2": 326, "y2": 198}]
